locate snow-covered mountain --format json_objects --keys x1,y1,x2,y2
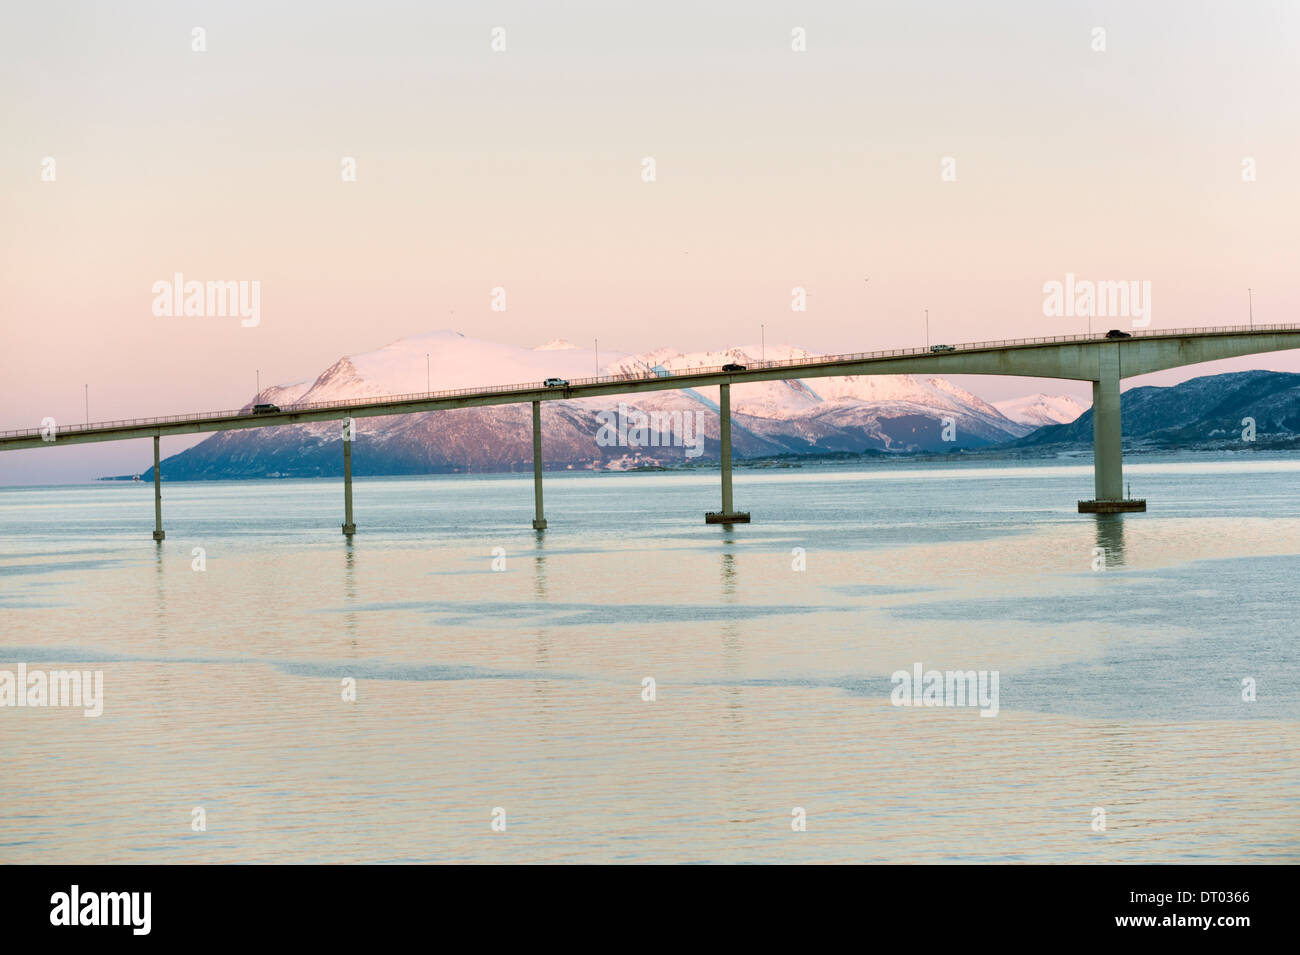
[
  {"x1": 994, "y1": 393, "x2": 1087, "y2": 427},
  {"x1": 156, "y1": 331, "x2": 1039, "y2": 479},
  {"x1": 267, "y1": 330, "x2": 607, "y2": 406}
]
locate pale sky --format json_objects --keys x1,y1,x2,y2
[{"x1": 2, "y1": 1, "x2": 1298, "y2": 484}]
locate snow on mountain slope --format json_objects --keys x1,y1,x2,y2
[
  {"x1": 160, "y1": 331, "x2": 1043, "y2": 478},
  {"x1": 278, "y1": 332, "x2": 1036, "y2": 441},
  {"x1": 610, "y1": 342, "x2": 1028, "y2": 435},
  {"x1": 994, "y1": 393, "x2": 1087, "y2": 427},
  {"x1": 288, "y1": 330, "x2": 621, "y2": 404},
  {"x1": 245, "y1": 379, "x2": 314, "y2": 411},
  {"x1": 606, "y1": 343, "x2": 819, "y2": 420},
  {"x1": 279, "y1": 333, "x2": 1036, "y2": 434}
]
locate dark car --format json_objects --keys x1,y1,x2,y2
[
  {"x1": 721, "y1": 363, "x2": 746, "y2": 372},
  {"x1": 1104, "y1": 329, "x2": 1132, "y2": 339},
  {"x1": 252, "y1": 403, "x2": 280, "y2": 414}
]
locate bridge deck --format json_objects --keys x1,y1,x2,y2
[{"x1": 3, "y1": 324, "x2": 1298, "y2": 451}]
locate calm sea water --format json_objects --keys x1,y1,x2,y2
[{"x1": 1, "y1": 453, "x2": 1297, "y2": 863}]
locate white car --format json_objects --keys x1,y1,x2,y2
[{"x1": 544, "y1": 377, "x2": 569, "y2": 387}]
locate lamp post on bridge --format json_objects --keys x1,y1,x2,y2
[{"x1": 1248, "y1": 288, "x2": 1253, "y2": 329}]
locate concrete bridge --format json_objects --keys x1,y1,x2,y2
[{"x1": 3, "y1": 324, "x2": 1298, "y2": 535}]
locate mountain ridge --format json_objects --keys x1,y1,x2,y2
[
  {"x1": 128, "y1": 333, "x2": 1297, "y2": 480},
  {"x1": 146, "y1": 331, "x2": 1044, "y2": 479}
]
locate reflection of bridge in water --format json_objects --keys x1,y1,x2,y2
[
  {"x1": 1094, "y1": 514, "x2": 1127, "y2": 569},
  {"x1": 3, "y1": 324, "x2": 1298, "y2": 537}
]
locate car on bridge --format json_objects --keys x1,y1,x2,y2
[
  {"x1": 930, "y1": 344, "x2": 955, "y2": 353},
  {"x1": 544, "y1": 378, "x2": 569, "y2": 388},
  {"x1": 252, "y1": 403, "x2": 280, "y2": 414},
  {"x1": 721, "y1": 363, "x2": 746, "y2": 372},
  {"x1": 1104, "y1": 329, "x2": 1132, "y2": 339}
]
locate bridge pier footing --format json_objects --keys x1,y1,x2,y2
[
  {"x1": 1079, "y1": 499, "x2": 1146, "y2": 513},
  {"x1": 341, "y1": 426, "x2": 356, "y2": 536},
  {"x1": 1078, "y1": 345, "x2": 1145, "y2": 513},
  {"x1": 705, "y1": 382, "x2": 750, "y2": 524},
  {"x1": 151, "y1": 435, "x2": 165, "y2": 541},
  {"x1": 531, "y1": 400, "x2": 547, "y2": 530}
]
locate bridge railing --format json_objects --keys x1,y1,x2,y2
[{"x1": 3, "y1": 323, "x2": 1297, "y2": 440}]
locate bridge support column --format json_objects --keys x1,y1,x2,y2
[
  {"x1": 706, "y1": 382, "x2": 750, "y2": 524},
  {"x1": 1079, "y1": 345, "x2": 1145, "y2": 513},
  {"x1": 152, "y1": 435, "x2": 165, "y2": 541},
  {"x1": 342, "y1": 425, "x2": 356, "y2": 536},
  {"x1": 531, "y1": 400, "x2": 547, "y2": 530}
]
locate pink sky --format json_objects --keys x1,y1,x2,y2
[{"x1": 2, "y1": 1, "x2": 1298, "y2": 483}]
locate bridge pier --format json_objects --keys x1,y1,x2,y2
[
  {"x1": 706, "y1": 382, "x2": 750, "y2": 524},
  {"x1": 341, "y1": 424, "x2": 356, "y2": 536},
  {"x1": 1079, "y1": 345, "x2": 1145, "y2": 513},
  {"x1": 151, "y1": 435, "x2": 165, "y2": 541},
  {"x1": 531, "y1": 400, "x2": 547, "y2": 530}
]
